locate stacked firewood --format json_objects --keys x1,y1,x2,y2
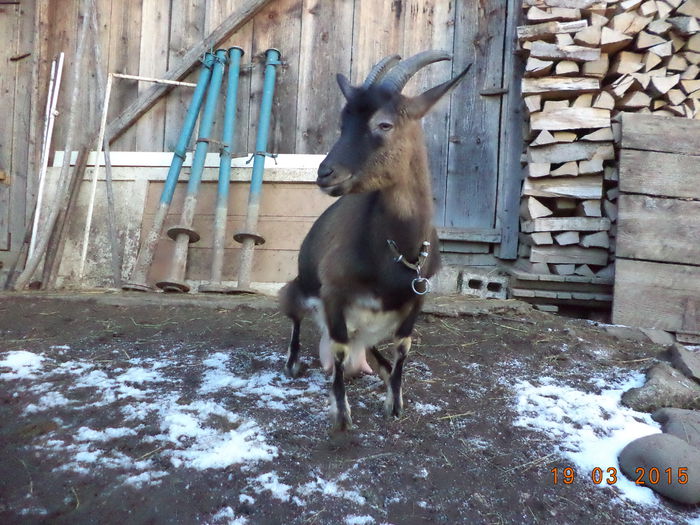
[{"x1": 516, "y1": 0, "x2": 700, "y2": 278}]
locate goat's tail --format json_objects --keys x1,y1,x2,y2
[{"x1": 278, "y1": 278, "x2": 307, "y2": 321}]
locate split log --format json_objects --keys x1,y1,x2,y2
[
  {"x1": 554, "y1": 231, "x2": 580, "y2": 245},
  {"x1": 521, "y1": 217, "x2": 611, "y2": 232},
  {"x1": 530, "y1": 107, "x2": 611, "y2": 130},
  {"x1": 577, "y1": 199, "x2": 602, "y2": 216},
  {"x1": 521, "y1": 196, "x2": 554, "y2": 220},
  {"x1": 517, "y1": 20, "x2": 589, "y2": 41},
  {"x1": 583, "y1": 53, "x2": 609, "y2": 77},
  {"x1": 527, "y1": 142, "x2": 615, "y2": 163},
  {"x1": 523, "y1": 174, "x2": 604, "y2": 199},
  {"x1": 601, "y1": 27, "x2": 634, "y2": 53},
  {"x1": 530, "y1": 245, "x2": 609, "y2": 265},
  {"x1": 574, "y1": 25, "x2": 602, "y2": 46},
  {"x1": 529, "y1": 41, "x2": 602, "y2": 61},
  {"x1": 556, "y1": 60, "x2": 581, "y2": 75},
  {"x1": 667, "y1": 16, "x2": 700, "y2": 36},
  {"x1": 580, "y1": 127, "x2": 614, "y2": 141},
  {"x1": 522, "y1": 76, "x2": 600, "y2": 97},
  {"x1": 609, "y1": 51, "x2": 644, "y2": 74},
  {"x1": 593, "y1": 90, "x2": 616, "y2": 109},
  {"x1": 550, "y1": 161, "x2": 579, "y2": 175},
  {"x1": 618, "y1": 90, "x2": 652, "y2": 109},
  {"x1": 580, "y1": 231, "x2": 610, "y2": 248},
  {"x1": 526, "y1": 56, "x2": 555, "y2": 77},
  {"x1": 611, "y1": 12, "x2": 652, "y2": 35},
  {"x1": 578, "y1": 158, "x2": 604, "y2": 174}
]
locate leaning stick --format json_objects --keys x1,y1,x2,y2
[{"x1": 13, "y1": 7, "x2": 89, "y2": 290}]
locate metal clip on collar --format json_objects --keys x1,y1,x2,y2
[{"x1": 387, "y1": 239, "x2": 433, "y2": 295}]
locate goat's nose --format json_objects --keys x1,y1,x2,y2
[{"x1": 317, "y1": 164, "x2": 334, "y2": 180}]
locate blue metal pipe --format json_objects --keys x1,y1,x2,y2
[
  {"x1": 123, "y1": 53, "x2": 215, "y2": 291},
  {"x1": 233, "y1": 48, "x2": 280, "y2": 292},
  {"x1": 201, "y1": 46, "x2": 244, "y2": 293},
  {"x1": 157, "y1": 49, "x2": 228, "y2": 293}
]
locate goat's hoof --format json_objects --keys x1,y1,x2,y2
[
  {"x1": 284, "y1": 361, "x2": 302, "y2": 378},
  {"x1": 384, "y1": 399, "x2": 403, "y2": 419},
  {"x1": 331, "y1": 411, "x2": 353, "y2": 432}
]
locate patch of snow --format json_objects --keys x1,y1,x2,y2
[
  {"x1": 208, "y1": 506, "x2": 248, "y2": 525},
  {"x1": 513, "y1": 372, "x2": 662, "y2": 506},
  {"x1": 239, "y1": 494, "x2": 255, "y2": 504},
  {"x1": 298, "y1": 475, "x2": 366, "y2": 505},
  {"x1": 414, "y1": 402, "x2": 440, "y2": 415},
  {"x1": 0, "y1": 351, "x2": 45, "y2": 379},
  {"x1": 252, "y1": 471, "x2": 293, "y2": 502},
  {"x1": 345, "y1": 516, "x2": 375, "y2": 525}
]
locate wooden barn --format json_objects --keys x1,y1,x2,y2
[{"x1": 1, "y1": 0, "x2": 699, "y2": 342}]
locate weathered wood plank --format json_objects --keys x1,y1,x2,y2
[
  {"x1": 495, "y1": 1, "x2": 525, "y2": 259},
  {"x1": 621, "y1": 112, "x2": 700, "y2": 155},
  {"x1": 522, "y1": 76, "x2": 600, "y2": 96},
  {"x1": 617, "y1": 194, "x2": 700, "y2": 266},
  {"x1": 402, "y1": 0, "x2": 455, "y2": 227},
  {"x1": 521, "y1": 217, "x2": 610, "y2": 232},
  {"x1": 619, "y1": 149, "x2": 700, "y2": 199},
  {"x1": 613, "y1": 258, "x2": 700, "y2": 334},
  {"x1": 530, "y1": 107, "x2": 610, "y2": 130},
  {"x1": 0, "y1": 4, "x2": 18, "y2": 251},
  {"x1": 106, "y1": 0, "x2": 274, "y2": 144},
  {"x1": 437, "y1": 227, "x2": 501, "y2": 243},
  {"x1": 107, "y1": 0, "x2": 142, "y2": 150},
  {"x1": 134, "y1": 0, "x2": 171, "y2": 151},
  {"x1": 445, "y1": 0, "x2": 505, "y2": 229},
  {"x1": 248, "y1": 0, "x2": 302, "y2": 154},
  {"x1": 295, "y1": 0, "x2": 354, "y2": 154}
]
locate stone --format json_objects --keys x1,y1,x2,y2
[
  {"x1": 670, "y1": 344, "x2": 700, "y2": 383},
  {"x1": 603, "y1": 325, "x2": 649, "y2": 342},
  {"x1": 618, "y1": 433, "x2": 700, "y2": 505},
  {"x1": 640, "y1": 328, "x2": 675, "y2": 347},
  {"x1": 621, "y1": 363, "x2": 700, "y2": 412},
  {"x1": 652, "y1": 408, "x2": 700, "y2": 449}
]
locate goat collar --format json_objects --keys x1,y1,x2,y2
[{"x1": 386, "y1": 239, "x2": 432, "y2": 295}]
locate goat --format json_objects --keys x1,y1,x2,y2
[{"x1": 279, "y1": 50, "x2": 471, "y2": 431}]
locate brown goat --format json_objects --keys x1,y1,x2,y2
[{"x1": 280, "y1": 51, "x2": 471, "y2": 431}]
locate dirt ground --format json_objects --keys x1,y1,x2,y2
[{"x1": 0, "y1": 292, "x2": 698, "y2": 524}]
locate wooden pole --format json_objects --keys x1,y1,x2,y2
[{"x1": 13, "y1": 5, "x2": 90, "y2": 290}]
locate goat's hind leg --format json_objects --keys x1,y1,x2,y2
[
  {"x1": 330, "y1": 342, "x2": 352, "y2": 431},
  {"x1": 279, "y1": 279, "x2": 305, "y2": 378},
  {"x1": 285, "y1": 318, "x2": 302, "y2": 377},
  {"x1": 385, "y1": 336, "x2": 411, "y2": 418}
]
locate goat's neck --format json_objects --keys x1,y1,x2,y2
[{"x1": 378, "y1": 148, "x2": 433, "y2": 259}]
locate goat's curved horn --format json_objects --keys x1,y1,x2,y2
[
  {"x1": 379, "y1": 50, "x2": 451, "y2": 93},
  {"x1": 362, "y1": 54, "x2": 401, "y2": 88}
]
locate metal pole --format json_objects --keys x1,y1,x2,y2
[
  {"x1": 156, "y1": 49, "x2": 228, "y2": 293},
  {"x1": 200, "y1": 47, "x2": 244, "y2": 294},
  {"x1": 232, "y1": 48, "x2": 280, "y2": 293},
  {"x1": 122, "y1": 52, "x2": 216, "y2": 291}
]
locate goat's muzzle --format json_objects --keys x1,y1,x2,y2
[{"x1": 317, "y1": 162, "x2": 352, "y2": 196}]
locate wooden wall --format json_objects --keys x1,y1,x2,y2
[{"x1": 1, "y1": 0, "x2": 521, "y2": 277}]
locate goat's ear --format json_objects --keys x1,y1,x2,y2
[
  {"x1": 404, "y1": 63, "x2": 472, "y2": 120},
  {"x1": 337, "y1": 73, "x2": 354, "y2": 101}
]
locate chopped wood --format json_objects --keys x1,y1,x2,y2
[
  {"x1": 664, "y1": 103, "x2": 688, "y2": 116},
  {"x1": 551, "y1": 264, "x2": 576, "y2": 275},
  {"x1": 552, "y1": 131, "x2": 578, "y2": 142},
  {"x1": 530, "y1": 107, "x2": 611, "y2": 130},
  {"x1": 532, "y1": 232, "x2": 555, "y2": 245},
  {"x1": 607, "y1": 186, "x2": 619, "y2": 200},
  {"x1": 677, "y1": 0, "x2": 700, "y2": 17},
  {"x1": 620, "y1": 0, "x2": 644, "y2": 11},
  {"x1": 667, "y1": 16, "x2": 700, "y2": 36},
  {"x1": 604, "y1": 165, "x2": 619, "y2": 181},
  {"x1": 554, "y1": 231, "x2": 580, "y2": 245},
  {"x1": 656, "y1": 1, "x2": 674, "y2": 18},
  {"x1": 593, "y1": 90, "x2": 616, "y2": 109},
  {"x1": 528, "y1": 162, "x2": 551, "y2": 177},
  {"x1": 553, "y1": 198, "x2": 577, "y2": 212},
  {"x1": 573, "y1": 93, "x2": 594, "y2": 106},
  {"x1": 574, "y1": 25, "x2": 602, "y2": 46},
  {"x1": 653, "y1": 99, "x2": 669, "y2": 109},
  {"x1": 681, "y1": 78, "x2": 700, "y2": 95},
  {"x1": 639, "y1": 0, "x2": 659, "y2": 16},
  {"x1": 531, "y1": 130, "x2": 557, "y2": 146},
  {"x1": 635, "y1": 31, "x2": 668, "y2": 49},
  {"x1": 528, "y1": 6, "x2": 583, "y2": 21},
  {"x1": 580, "y1": 127, "x2": 614, "y2": 141},
  {"x1": 590, "y1": 13, "x2": 610, "y2": 27},
  {"x1": 611, "y1": 12, "x2": 652, "y2": 35},
  {"x1": 582, "y1": 53, "x2": 609, "y2": 77},
  {"x1": 646, "y1": 19, "x2": 672, "y2": 35},
  {"x1": 610, "y1": 51, "x2": 644, "y2": 74},
  {"x1": 577, "y1": 199, "x2": 602, "y2": 216},
  {"x1": 521, "y1": 196, "x2": 554, "y2": 220},
  {"x1": 517, "y1": 20, "x2": 589, "y2": 41},
  {"x1": 530, "y1": 245, "x2": 609, "y2": 265},
  {"x1": 550, "y1": 161, "x2": 579, "y2": 175},
  {"x1": 521, "y1": 76, "x2": 600, "y2": 97},
  {"x1": 543, "y1": 99, "x2": 571, "y2": 110},
  {"x1": 556, "y1": 60, "x2": 580, "y2": 75},
  {"x1": 521, "y1": 217, "x2": 611, "y2": 232},
  {"x1": 612, "y1": 121, "x2": 622, "y2": 142},
  {"x1": 556, "y1": 33, "x2": 576, "y2": 46},
  {"x1": 524, "y1": 95, "x2": 543, "y2": 114},
  {"x1": 682, "y1": 64, "x2": 700, "y2": 79},
  {"x1": 603, "y1": 199, "x2": 617, "y2": 221},
  {"x1": 608, "y1": 74, "x2": 638, "y2": 97},
  {"x1": 648, "y1": 40, "x2": 673, "y2": 57},
  {"x1": 669, "y1": 32, "x2": 686, "y2": 53},
  {"x1": 578, "y1": 158, "x2": 605, "y2": 173},
  {"x1": 686, "y1": 33, "x2": 700, "y2": 53},
  {"x1": 522, "y1": 0, "x2": 600, "y2": 8},
  {"x1": 601, "y1": 27, "x2": 634, "y2": 53},
  {"x1": 526, "y1": 56, "x2": 555, "y2": 77},
  {"x1": 683, "y1": 50, "x2": 700, "y2": 65},
  {"x1": 643, "y1": 50, "x2": 663, "y2": 71},
  {"x1": 666, "y1": 88, "x2": 687, "y2": 105},
  {"x1": 530, "y1": 41, "x2": 602, "y2": 61},
  {"x1": 581, "y1": 231, "x2": 610, "y2": 248},
  {"x1": 528, "y1": 142, "x2": 615, "y2": 163},
  {"x1": 574, "y1": 264, "x2": 596, "y2": 276},
  {"x1": 523, "y1": 174, "x2": 603, "y2": 199},
  {"x1": 667, "y1": 54, "x2": 689, "y2": 72},
  {"x1": 649, "y1": 73, "x2": 680, "y2": 95},
  {"x1": 618, "y1": 90, "x2": 652, "y2": 109},
  {"x1": 648, "y1": 66, "x2": 668, "y2": 76}
]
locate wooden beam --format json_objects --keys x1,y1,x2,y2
[{"x1": 105, "y1": 0, "x2": 273, "y2": 143}]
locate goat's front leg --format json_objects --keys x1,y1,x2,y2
[
  {"x1": 330, "y1": 342, "x2": 352, "y2": 430},
  {"x1": 385, "y1": 336, "x2": 411, "y2": 418}
]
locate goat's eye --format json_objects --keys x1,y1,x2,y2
[{"x1": 377, "y1": 122, "x2": 393, "y2": 132}]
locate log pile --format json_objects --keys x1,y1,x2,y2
[{"x1": 516, "y1": 0, "x2": 700, "y2": 294}]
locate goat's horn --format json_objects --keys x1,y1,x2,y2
[
  {"x1": 362, "y1": 54, "x2": 401, "y2": 88},
  {"x1": 379, "y1": 50, "x2": 451, "y2": 93}
]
